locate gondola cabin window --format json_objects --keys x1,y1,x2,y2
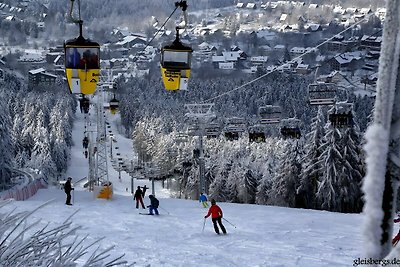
[
  {"x1": 162, "y1": 51, "x2": 191, "y2": 68},
  {"x1": 66, "y1": 47, "x2": 99, "y2": 69}
]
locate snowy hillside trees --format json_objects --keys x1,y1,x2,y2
[
  {"x1": 122, "y1": 71, "x2": 370, "y2": 213},
  {"x1": 0, "y1": 74, "x2": 75, "y2": 189}
]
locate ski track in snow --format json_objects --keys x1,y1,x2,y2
[{"x1": 1, "y1": 105, "x2": 365, "y2": 267}]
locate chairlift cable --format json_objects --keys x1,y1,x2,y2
[
  {"x1": 131, "y1": 5, "x2": 181, "y2": 63},
  {"x1": 199, "y1": 13, "x2": 375, "y2": 104}
]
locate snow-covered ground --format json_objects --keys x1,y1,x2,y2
[{"x1": 1, "y1": 99, "x2": 366, "y2": 267}]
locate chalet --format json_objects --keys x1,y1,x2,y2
[
  {"x1": 273, "y1": 44, "x2": 286, "y2": 51},
  {"x1": 28, "y1": 68, "x2": 57, "y2": 88},
  {"x1": 279, "y1": 14, "x2": 288, "y2": 22},
  {"x1": 305, "y1": 23, "x2": 321, "y2": 32},
  {"x1": 250, "y1": 56, "x2": 268, "y2": 66},
  {"x1": 211, "y1": 51, "x2": 244, "y2": 69},
  {"x1": 115, "y1": 35, "x2": 147, "y2": 49},
  {"x1": 19, "y1": 52, "x2": 45, "y2": 63},
  {"x1": 326, "y1": 36, "x2": 348, "y2": 52},
  {"x1": 246, "y1": 3, "x2": 256, "y2": 9},
  {"x1": 236, "y1": 3, "x2": 244, "y2": 8},
  {"x1": 309, "y1": 4, "x2": 318, "y2": 9},
  {"x1": 292, "y1": 47, "x2": 316, "y2": 57},
  {"x1": 109, "y1": 58, "x2": 129, "y2": 69},
  {"x1": 329, "y1": 52, "x2": 363, "y2": 71},
  {"x1": 295, "y1": 63, "x2": 310, "y2": 75},
  {"x1": 320, "y1": 71, "x2": 344, "y2": 84},
  {"x1": 360, "y1": 35, "x2": 382, "y2": 51},
  {"x1": 365, "y1": 50, "x2": 380, "y2": 60},
  {"x1": 256, "y1": 29, "x2": 276, "y2": 41},
  {"x1": 46, "y1": 52, "x2": 61, "y2": 64}
]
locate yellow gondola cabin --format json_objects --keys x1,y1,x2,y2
[
  {"x1": 161, "y1": 29, "x2": 193, "y2": 91},
  {"x1": 65, "y1": 36, "x2": 100, "y2": 95}
]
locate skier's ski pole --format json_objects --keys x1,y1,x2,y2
[
  {"x1": 159, "y1": 205, "x2": 170, "y2": 215},
  {"x1": 223, "y1": 217, "x2": 236, "y2": 228},
  {"x1": 202, "y1": 218, "x2": 206, "y2": 233}
]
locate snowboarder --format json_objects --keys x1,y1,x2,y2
[
  {"x1": 134, "y1": 186, "x2": 145, "y2": 209},
  {"x1": 147, "y1": 195, "x2": 159, "y2": 215},
  {"x1": 199, "y1": 192, "x2": 208, "y2": 208},
  {"x1": 141, "y1": 185, "x2": 148, "y2": 198},
  {"x1": 64, "y1": 177, "x2": 74, "y2": 205},
  {"x1": 204, "y1": 199, "x2": 226, "y2": 235}
]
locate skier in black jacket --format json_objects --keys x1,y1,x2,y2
[
  {"x1": 64, "y1": 177, "x2": 73, "y2": 205},
  {"x1": 134, "y1": 186, "x2": 145, "y2": 209}
]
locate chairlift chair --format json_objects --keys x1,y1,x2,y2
[
  {"x1": 280, "y1": 118, "x2": 301, "y2": 139},
  {"x1": 308, "y1": 82, "x2": 337, "y2": 105},
  {"x1": 328, "y1": 102, "x2": 354, "y2": 128},
  {"x1": 109, "y1": 96, "x2": 119, "y2": 115},
  {"x1": 205, "y1": 122, "x2": 221, "y2": 138},
  {"x1": 248, "y1": 124, "x2": 266, "y2": 143},
  {"x1": 259, "y1": 105, "x2": 282, "y2": 124},
  {"x1": 223, "y1": 117, "x2": 246, "y2": 141},
  {"x1": 79, "y1": 96, "x2": 90, "y2": 114}
]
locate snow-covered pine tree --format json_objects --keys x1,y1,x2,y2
[
  {"x1": 268, "y1": 139, "x2": 303, "y2": 207},
  {"x1": 0, "y1": 96, "x2": 14, "y2": 190},
  {"x1": 337, "y1": 115, "x2": 364, "y2": 213},
  {"x1": 316, "y1": 120, "x2": 343, "y2": 211},
  {"x1": 297, "y1": 106, "x2": 326, "y2": 209},
  {"x1": 255, "y1": 138, "x2": 282, "y2": 205},
  {"x1": 29, "y1": 109, "x2": 57, "y2": 180}
]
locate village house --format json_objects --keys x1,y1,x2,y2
[
  {"x1": 329, "y1": 52, "x2": 364, "y2": 71},
  {"x1": 250, "y1": 56, "x2": 268, "y2": 66},
  {"x1": 246, "y1": 3, "x2": 257, "y2": 9},
  {"x1": 360, "y1": 35, "x2": 382, "y2": 51},
  {"x1": 114, "y1": 35, "x2": 147, "y2": 49},
  {"x1": 212, "y1": 51, "x2": 245, "y2": 70},
  {"x1": 28, "y1": 68, "x2": 57, "y2": 88},
  {"x1": 236, "y1": 2, "x2": 244, "y2": 8}
]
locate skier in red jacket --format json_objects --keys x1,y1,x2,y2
[{"x1": 204, "y1": 199, "x2": 227, "y2": 235}]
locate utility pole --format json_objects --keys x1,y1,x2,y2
[
  {"x1": 363, "y1": 0, "x2": 400, "y2": 259},
  {"x1": 185, "y1": 103, "x2": 216, "y2": 196}
]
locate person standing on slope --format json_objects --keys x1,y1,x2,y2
[
  {"x1": 147, "y1": 195, "x2": 159, "y2": 215},
  {"x1": 64, "y1": 177, "x2": 74, "y2": 205},
  {"x1": 199, "y1": 192, "x2": 208, "y2": 208},
  {"x1": 204, "y1": 199, "x2": 227, "y2": 235},
  {"x1": 141, "y1": 185, "x2": 148, "y2": 198},
  {"x1": 134, "y1": 186, "x2": 145, "y2": 209}
]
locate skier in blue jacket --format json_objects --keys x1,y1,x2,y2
[
  {"x1": 199, "y1": 193, "x2": 208, "y2": 208},
  {"x1": 147, "y1": 195, "x2": 159, "y2": 215}
]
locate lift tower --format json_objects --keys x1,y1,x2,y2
[{"x1": 185, "y1": 103, "x2": 215, "y2": 195}]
